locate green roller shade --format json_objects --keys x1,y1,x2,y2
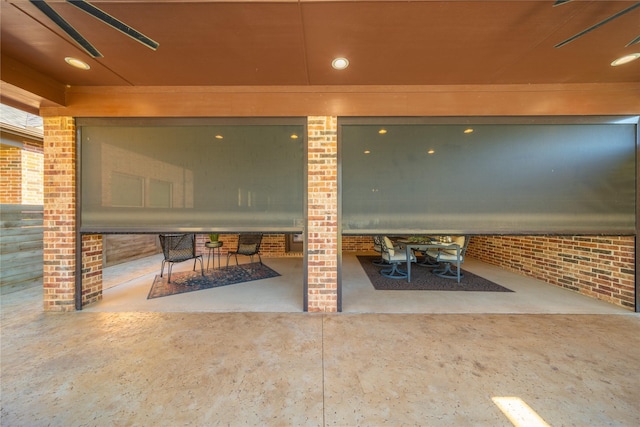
[
  {"x1": 78, "y1": 118, "x2": 305, "y2": 233},
  {"x1": 340, "y1": 117, "x2": 637, "y2": 235}
]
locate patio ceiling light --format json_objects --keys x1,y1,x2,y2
[
  {"x1": 611, "y1": 53, "x2": 640, "y2": 66},
  {"x1": 331, "y1": 57, "x2": 349, "y2": 70},
  {"x1": 65, "y1": 57, "x2": 90, "y2": 70}
]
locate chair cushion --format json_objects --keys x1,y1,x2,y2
[
  {"x1": 441, "y1": 236, "x2": 465, "y2": 255},
  {"x1": 452, "y1": 235, "x2": 466, "y2": 247},
  {"x1": 238, "y1": 243, "x2": 257, "y2": 254},
  {"x1": 382, "y1": 250, "x2": 416, "y2": 263},
  {"x1": 383, "y1": 237, "x2": 395, "y2": 256},
  {"x1": 437, "y1": 252, "x2": 464, "y2": 262}
]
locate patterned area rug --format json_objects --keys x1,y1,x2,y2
[
  {"x1": 148, "y1": 262, "x2": 280, "y2": 299},
  {"x1": 357, "y1": 256, "x2": 513, "y2": 292}
]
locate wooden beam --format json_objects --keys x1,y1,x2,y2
[
  {"x1": 40, "y1": 83, "x2": 640, "y2": 117},
  {"x1": 1, "y1": 54, "x2": 67, "y2": 109}
]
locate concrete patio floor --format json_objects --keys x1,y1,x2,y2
[
  {"x1": 1, "y1": 253, "x2": 639, "y2": 426},
  {"x1": 88, "y1": 252, "x2": 630, "y2": 315}
]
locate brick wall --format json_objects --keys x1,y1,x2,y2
[
  {"x1": 43, "y1": 117, "x2": 76, "y2": 311},
  {"x1": 306, "y1": 116, "x2": 338, "y2": 312},
  {"x1": 196, "y1": 234, "x2": 371, "y2": 258},
  {"x1": 467, "y1": 235, "x2": 635, "y2": 310},
  {"x1": 196, "y1": 234, "x2": 289, "y2": 259},
  {"x1": 21, "y1": 141, "x2": 44, "y2": 204},
  {"x1": 82, "y1": 234, "x2": 103, "y2": 305},
  {"x1": 260, "y1": 234, "x2": 288, "y2": 256},
  {"x1": 0, "y1": 141, "x2": 43, "y2": 205},
  {"x1": 342, "y1": 235, "x2": 374, "y2": 252},
  {"x1": 0, "y1": 145, "x2": 22, "y2": 203}
]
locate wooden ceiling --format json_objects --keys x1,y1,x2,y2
[{"x1": 1, "y1": 0, "x2": 639, "y2": 112}]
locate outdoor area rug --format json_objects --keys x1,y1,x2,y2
[
  {"x1": 147, "y1": 262, "x2": 280, "y2": 299},
  {"x1": 357, "y1": 255, "x2": 513, "y2": 292}
]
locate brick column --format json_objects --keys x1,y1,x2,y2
[
  {"x1": 306, "y1": 116, "x2": 339, "y2": 312},
  {"x1": 43, "y1": 117, "x2": 76, "y2": 311},
  {"x1": 82, "y1": 234, "x2": 103, "y2": 306}
]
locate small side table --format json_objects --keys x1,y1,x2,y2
[{"x1": 205, "y1": 241, "x2": 223, "y2": 270}]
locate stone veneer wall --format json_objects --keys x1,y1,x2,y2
[
  {"x1": 43, "y1": 117, "x2": 76, "y2": 311},
  {"x1": 467, "y1": 235, "x2": 635, "y2": 310},
  {"x1": 306, "y1": 116, "x2": 338, "y2": 312}
]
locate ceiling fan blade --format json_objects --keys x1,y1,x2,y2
[
  {"x1": 29, "y1": 0, "x2": 102, "y2": 57},
  {"x1": 66, "y1": 0, "x2": 159, "y2": 51},
  {"x1": 553, "y1": 0, "x2": 573, "y2": 6},
  {"x1": 626, "y1": 34, "x2": 640, "y2": 47},
  {"x1": 555, "y1": 2, "x2": 640, "y2": 48}
]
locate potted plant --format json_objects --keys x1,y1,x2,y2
[{"x1": 209, "y1": 233, "x2": 219, "y2": 243}]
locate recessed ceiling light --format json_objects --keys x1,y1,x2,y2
[
  {"x1": 290, "y1": 134, "x2": 299, "y2": 139},
  {"x1": 611, "y1": 53, "x2": 640, "y2": 66},
  {"x1": 364, "y1": 150, "x2": 371, "y2": 154},
  {"x1": 427, "y1": 149, "x2": 435, "y2": 154},
  {"x1": 64, "y1": 57, "x2": 90, "y2": 70},
  {"x1": 215, "y1": 135, "x2": 223, "y2": 139},
  {"x1": 331, "y1": 57, "x2": 349, "y2": 70},
  {"x1": 378, "y1": 129, "x2": 387, "y2": 134},
  {"x1": 464, "y1": 128, "x2": 474, "y2": 134}
]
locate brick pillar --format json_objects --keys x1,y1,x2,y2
[
  {"x1": 82, "y1": 234, "x2": 103, "y2": 306},
  {"x1": 43, "y1": 117, "x2": 76, "y2": 311},
  {"x1": 306, "y1": 116, "x2": 339, "y2": 312}
]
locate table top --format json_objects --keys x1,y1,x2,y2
[
  {"x1": 205, "y1": 241, "x2": 223, "y2": 248},
  {"x1": 396, "y1": 239, "x2": 458, "y2": 249},
  {"x1": 396, "y1": 238, "x2": 438, "y2": 245}
]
